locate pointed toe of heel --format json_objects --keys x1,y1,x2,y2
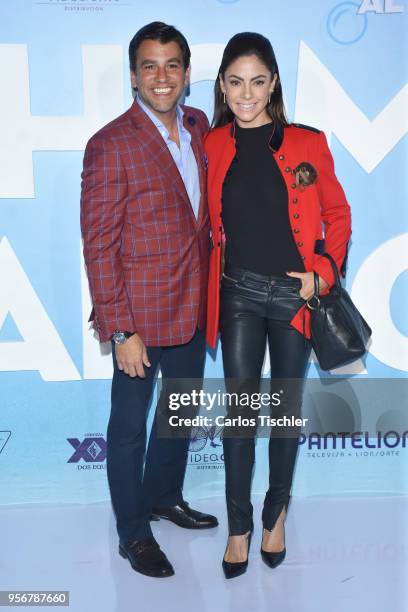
[
  {"x1": 222, "y1": 558, "x2": 249, "y2": 579},
  {"x1": 260, "y1": 547, "x2": 286, "y2": 569},
  {"x1": 222, "y1": 531, "x2": 252, "y2": 579},
  {"x1": 261, "y1": 515, "x2": 287, "y2": 569}
]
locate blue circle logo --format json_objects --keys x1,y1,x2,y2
[{"x1": 327, "y1": 2, "x2": 368, "y2": 45}]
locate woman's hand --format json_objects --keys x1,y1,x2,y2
[{"x1": 286, "y1": 270, "x2": 328, "y2": 301}]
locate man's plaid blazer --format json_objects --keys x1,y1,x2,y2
[{"x1": 80, "y1": 100, "x2": 210, "y2": 345}]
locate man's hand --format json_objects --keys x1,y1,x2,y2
[
  {"x1": 286, "y1": 271, "x2": 329, "y2": 301},
  {"x1": 115, "y1": 333, "x2": 151, "y2": 378}
]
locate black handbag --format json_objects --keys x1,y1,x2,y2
[{"x1": 307, "y1": 253, "x2": 372, "y2": 370}]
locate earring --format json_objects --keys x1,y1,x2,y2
[
  {"x1": 223, "y1": 92, "x2": 226, "y2": 104},
  {"x1": 268, "y1": 93, "x2": 271, "y2": 104}
]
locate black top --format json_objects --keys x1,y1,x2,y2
[{"x1": 221, "y1": 121, "x2": 305, "y2": 276}]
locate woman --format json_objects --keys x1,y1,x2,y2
[{"x1": 205, "y1": 32, "x2": 351, "y2": 579}]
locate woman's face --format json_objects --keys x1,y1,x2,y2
[{"x1": 220, "y1": 54, "x2": 277, "y2": 128}]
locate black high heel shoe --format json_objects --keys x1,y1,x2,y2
[
  {"x1": 261, "y1": 525, "x2": 286, "y2": 569},
  {"x1": 222, "y1": 531, "x2": 252, "y2": 579}
]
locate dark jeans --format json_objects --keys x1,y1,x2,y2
[
  {"x1": 107, "y1": 328, "x2": 206, "y2": 543},
  {"x1": 220, "y1": 266, "x2": 311, "y2": 535}
]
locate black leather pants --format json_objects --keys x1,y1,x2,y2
[{"x1": 220, "y1": 265, "x2": 311, "y2": 535}]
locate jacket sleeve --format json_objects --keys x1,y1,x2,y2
[
  {"x1": 313, "y1": 130, "x2": 352, "y2": 287},
  {"x1": 80, "y1": 135, "x2": 135, "y2": 342}
]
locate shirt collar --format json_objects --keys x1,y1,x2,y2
[{"x1": 136, "y1": 94, "x2": 184, "y2": 138}]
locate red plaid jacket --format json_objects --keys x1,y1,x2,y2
[{"x1": 80, "y1": 100, "x2": 210, "y2": 345}]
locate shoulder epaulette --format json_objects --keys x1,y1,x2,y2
[{"x1": 292, "y1": 123, "x2": 320, "y2": 134}]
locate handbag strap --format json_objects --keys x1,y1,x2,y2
[
  {"x1": 308, "y1": 252, "x2": 341, "y2": 310},
  {"x1": 307, "y1": 272, "x2": 321, "y2": 310},
  {"x1": 321, "y1": 252, "x2": 341, "y2": 290},
  {"x1": 313, "y1": 271, "x2": 320, "y2": 297},
  {"x1": 308, "y1": 252, "x2": 340, "y2": 308}
]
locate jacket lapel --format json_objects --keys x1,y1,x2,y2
[
  {"x1": 129, "y1": 100, "x2": 192, "y2": 211},
  {"x1": 182, "y1": 110, "x2": 207, "y2": 227}
]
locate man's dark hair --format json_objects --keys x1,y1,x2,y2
[{"x1": 129, "y1": 21, "x2": 191, "y2": 73}]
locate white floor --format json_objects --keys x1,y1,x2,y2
[{"x1": 1, "y1": 496, "x2": 407, "y2": 612}]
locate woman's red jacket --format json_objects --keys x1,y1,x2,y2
[{"x1": 204, "y1": 121, "x2": 352, "y2": 349}]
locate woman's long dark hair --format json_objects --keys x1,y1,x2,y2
[{"x1": 212, "y1": 32, "x2": 288, "y2": 129}]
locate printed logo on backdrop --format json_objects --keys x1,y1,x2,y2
[
  {"x1": 67, "y1": 433, "x2": 106, "y2": 470},
  {"x1": 327, "y1": 2, "x2": 368, "y2": 45},
  {"x1": 0, "y1": 431, "x2": 11, "y2": 456},
  {"x1": 300, "y1": 383, "x2": 408, "y2": 460},
  {"x1": 35, "y1": 0, "x2": 128, "y2": 12},
  {"x1": 300, "y1": 431, "x2": 408, "y2": 459},
  {"x1": 358, "y1": 0, "x2": 405, "y2": 13},
  {"x1": 188, "y1": 425, "x2": 224, "y2": 470}
]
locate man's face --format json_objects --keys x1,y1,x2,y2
[{"x1": 131, "y1": 39, "x2": 190, "y2": 115}]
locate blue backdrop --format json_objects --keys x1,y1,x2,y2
[{"x1": 0, "y1": 0, "x2": 407, "y2": 506}]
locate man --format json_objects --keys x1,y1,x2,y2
[{"x1": 80, "y1": 22, "x2": 217, "y2": 578}]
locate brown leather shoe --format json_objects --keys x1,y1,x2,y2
[
  {"x1": 119, "y1": 538, "x2": 174, "y2": 578},
  {"x1": 151, "y1": 500, "x2": 218, "y2": 529}
]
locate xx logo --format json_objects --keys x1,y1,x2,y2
[{"x1": 67, "y1": 437, "x2": 107, "y2": 463}]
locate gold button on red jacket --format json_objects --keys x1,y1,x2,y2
[{"x1": 205, "y1": 121, "x2": 352, "y2": 349}]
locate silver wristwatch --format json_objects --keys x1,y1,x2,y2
[{"x1": 112, "y1": 331, "x2": 132, "y2": 345}]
